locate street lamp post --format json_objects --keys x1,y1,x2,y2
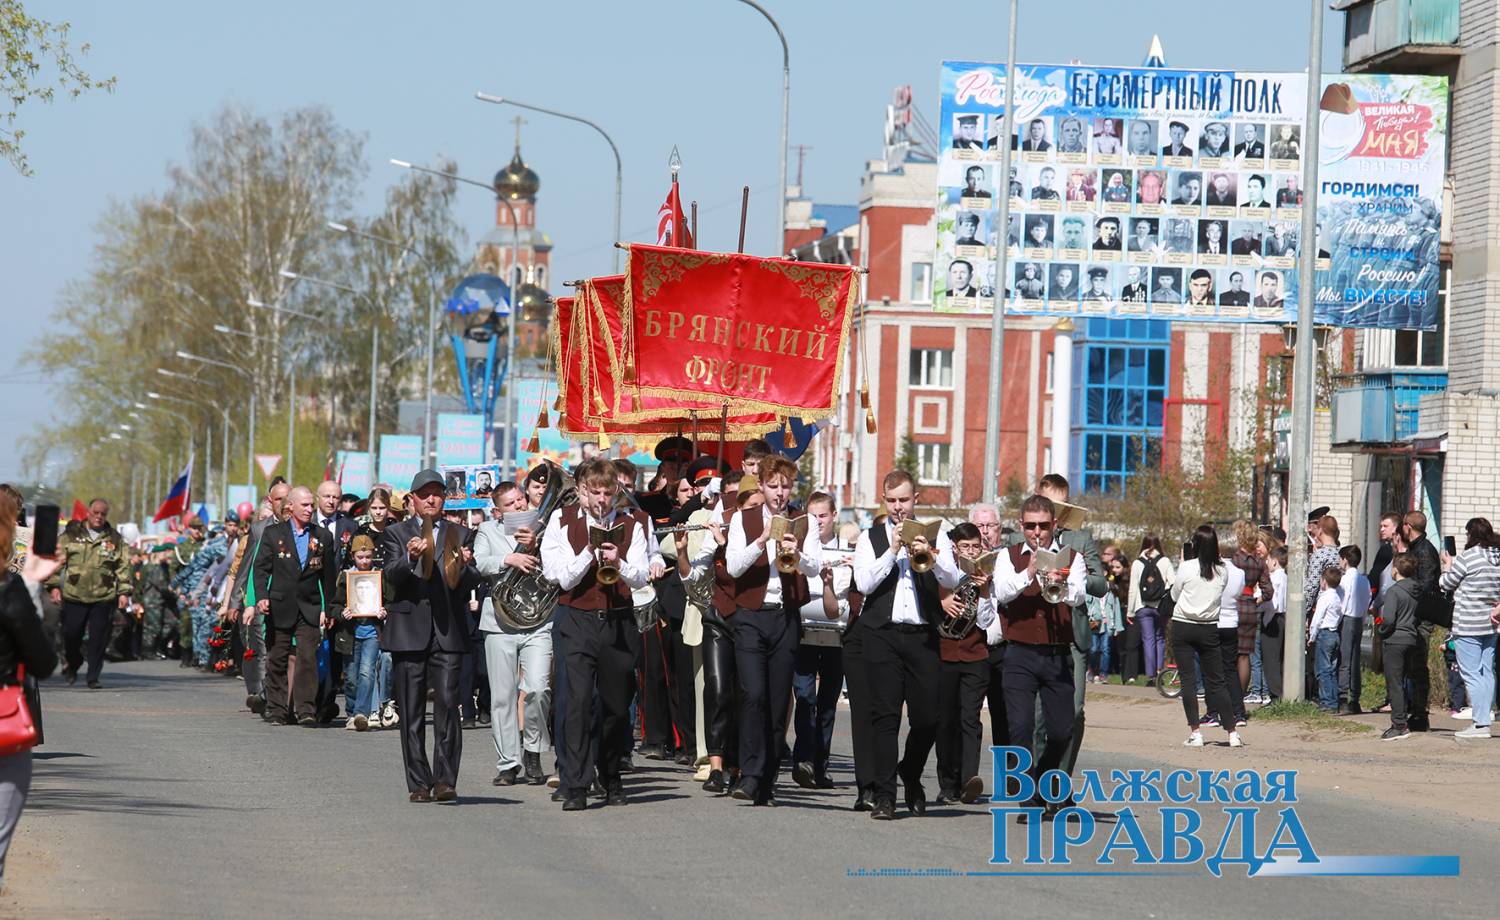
[
  {"x1": 247, "y1": 296, "x2": 317, "y2": 484},
  {"x1": 279, "y1": 270, "x2": 383, "y2": 462},
  {"x1": 728, "y1": 0, "x2": 790, "y2": 256},
  {"x1": 174, "y1": 351, "x2": 256, "y2": 502},
  {"x1": 473, "y1": 93, "x2": 622, "y2": 273},
  {"x1": 391, "y1": 159, "x2": 525, "y2": 472}
]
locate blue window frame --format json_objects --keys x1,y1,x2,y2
[{"x1": 1074, "y1": 318, "x2": 1169, "y2": 496}]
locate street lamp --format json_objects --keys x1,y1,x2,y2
[
  {"x1": 327, "y1": 219, "x2": 444, "y2": 470},
  {"x1": 280, "y1": 269, "x2": 383, "y2": 460},
  {"x1": 391, "y1": 159, "x2": 527, "y2": 472},
  {"x1": 727, "y1": 0, "x2": 790, "y2": 256},
  {"x1": 245, "y1": 296, "x2": 318, "y2": 484},
  {"x1": 175, "y1": 350, "x2": 256, "y2": 505},
  {"x1": 246, "y1": 295, "x2": 319, "y2": 321},
  {"x1": 473, "y1": 93, "x2": 623, "y2": 273}
]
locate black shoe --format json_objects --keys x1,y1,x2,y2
[
  {"x1": 588, "y1": 781, "x2": 607, "y2": 799},
  {"x1": 960, "y1": 775, "x2": 985, "y2": 804},
  {"x1": 757, "y1": 792, "x2": 779, "y2": 807},
  {"x1": 1408, "y1": 717, "x2": 1431, "y2": 733},
  {"x1": 904, "y1": 782, "x2": 927, "y2": 817},
  {"x1": 791, "y1": 761, "x2": 817, "y2": 789},
  {"x1": 1381, "y1": 726, "x2": 1411, "y2": 741},
  {"x1": 702, "y1": 769, "x2": 728, "y2": 794},
  {"x1": 618, "y1": 755, "x2": 635, "y2": 774},
  {"x1": 476, "y1": 712, "x2": 491, "y2": 726},
  {"x1": 730, "y1": 780, "x2": 758, "y2": 802},
  {"x1": 461, "y1": 719, "x2": 477, "y2": 730},
  {"x1": 246, "y1": 695, "x2": 266, "y2": 714},
  {"x1": 605, "y1": 786, "x2": 627, "y2": 807},
  {"x1": 853, "y1": 787, "x2": 874, "y2": 812},
  {"x1": 550, "y1": 788, "x2": 566, "y2": 803},
  {"x1": 870, "y1": 800, "x2": 896, "y2": 820},
  {"x1": 297, "y1": 715, "x2": 317, "y2": 726},
  {"x1": 934, "y1": 791, "x2": 958, "y2": 806},
  {"x1": 814, "y1": 772, "x2": 835, "y2": 790},
  {"x1": 638, "y1": 743, "x2": 668, "y2": 761},
  {"x1": 674, "y1": 750, "x2": 693, "y2": 766},
  {"x1": 523, "y1": 751, "x2": 546, "y2": 785},
  {"x1": 561, "y1": 792, "x2": 587, "y2": 811},
  {"x1": 64, "y1": 668, "x2": 77, "y2": 686},
  {"x1": 1346, "y1": 703, "x2": 1363, "y2": 715},
  {"x1": 87, "y1": 680, "x2": 102, "y2": 690},
  {"x1": 493, "y1": 767, "x2": 520, "y2": 787}
]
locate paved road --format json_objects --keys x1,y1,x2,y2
[{"x1": 6, "y1": 661, "x2": 1497, "y2": 920}]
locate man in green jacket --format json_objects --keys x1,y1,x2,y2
[
  {"x1": 138, "y1": 545, "x2": 173, "y2": 658},
  {"x1": 45, "y1": 499, "x2": 133, "y2": 688}
]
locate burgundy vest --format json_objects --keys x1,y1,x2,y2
[
  {"x1": 998, "y1": 543, "x2": 1072, "y2": 646},
  {"x1": 726, "y1": 508, "x2": 810, "y2": 613},
  {"x1": 557, "y1": 506, "x2": 638, "y2": 611}
]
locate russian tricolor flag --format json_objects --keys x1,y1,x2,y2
[{"x1": 152, "y1": 457, "x2": 194, "y2": 523}]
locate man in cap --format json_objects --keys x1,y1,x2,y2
[
  {"x1": 381, "y1": 469, "x2": 483, "y2": 803},
  {"x1": 47, "y1": 498, "x2": 134, "y2": 689},
  {"x1": 952, "y1": 114, "x2": 984, "y2": 151}
]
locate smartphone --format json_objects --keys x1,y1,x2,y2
[
  {"x1": 32, "y1": 505, "x2": 59, "y2": 557},
  {"x1": 1443, "y1": 535, "x2": 1457, "y2": 556},
  {"x1": 1182, "y1": 540, "x2": 1196, "y2": 560}
]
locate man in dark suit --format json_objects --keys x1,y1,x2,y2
[
  {"x1": 381, "y1": 469, "x2": 483, "y2": 803},
  {"x1": 253, "y1": 486, "x2": 337, "y2": 726},
  {"x1": 314, "y1": 479, "x2": 358, "y2": 719}
]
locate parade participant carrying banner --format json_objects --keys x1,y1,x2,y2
[{"x1": 622, "y1": 244, "x2": 858, "y2": 417}]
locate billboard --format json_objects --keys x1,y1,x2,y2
[
  {"x1": 378, "y1": 434, "x2": 423, "y2": 488},
  {"x1": 440, "y1": 463, "x2": 501, "y2": 511},
  {"x1": 436, "y1": 412, "x2": 485, "y2": 467},
  {"x1": 335, "y1": 450, "x2": 373, "y2": 496},
  {"x1": 934, "y1": 62, "x2": 1445, "y2": 329}
]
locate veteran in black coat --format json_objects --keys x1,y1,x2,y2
[
  {"x1": 380, "y1": 470, "x2": 483, "y2": 803},
  {"x1": 252, "y1": 487, "x2": 338, "y2": 725}
]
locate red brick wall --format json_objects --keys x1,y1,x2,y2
[{"x1": 863, "y1": 206, "x2": 932, "y2": 301}]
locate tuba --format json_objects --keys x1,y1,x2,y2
[
  {"x1": 940, "y1": 551, "x2": 997, "y2": 640},
  {"x1": 491, "y1": 462, "x2": 574, "y2": 630}
]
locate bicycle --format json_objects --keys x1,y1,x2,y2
[{"x1": 1156, "y1": 619, "x2": 1182, "y2": 699}]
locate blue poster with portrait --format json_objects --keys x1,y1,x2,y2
[{"x1": 934, "y1": 62, "x2": 1444, "y2": 329}]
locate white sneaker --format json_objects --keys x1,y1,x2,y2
[
  {"x1": 344, "y1": 718, "x2": 358, "y2": 731},
  {"x1": 382, "y1": 703, "x2": 399, "y2": 728},
  {"x1": 1228, "y1": 731, "x2": 1244, "y2": 748},
  {"x1": 693, "y1": 763, "x2": 712, "y2": 782},
  {"x1": 1184, "y1": 731, "x2": 1204, "y2": 747},
  {"x1": 1452, "y1": 707, "x2": 1473, "y2": 721},
  {"x1": 1454, "y1": 724, "x2": 1493, "y2": 740}
]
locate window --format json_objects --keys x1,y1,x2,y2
[
  {"x1": 909, "y1": 348, "x2": 953, "y2": 387},
  {"x1": 1361, "y1": 265, "x2": 1448, "y2": 370},
  {"x1": 1076, "y1": 318, "x2": 1170, "y2": 495},
  {"x1": 917, "y1": 442, "x2": 951, "y2": 484},
  {"x1": 910, "y1": 261, "x2": 933, "y2": 303}
]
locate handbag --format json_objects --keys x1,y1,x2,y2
[{"x1": 0, "y1": 664, "x2": 39, "y2": 756}]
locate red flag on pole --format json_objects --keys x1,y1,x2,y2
[
  {"x1": 70, "y1": 500, "x2": 88, "y2": 522},
  {"x1": 656, "y1": 181, "x2": 693, "y2": 249}
]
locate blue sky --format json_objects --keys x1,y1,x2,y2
[{"x1": 0, "y1": 0, "x2": 1344, "y2": 485}]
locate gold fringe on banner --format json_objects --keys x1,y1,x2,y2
[
  {"x1": 535, "y1": 407, "x2": 550, "y2": 430},
  {"x1": 782, "y1": 422, "x2": 797, "y2": 449},
  {"x1": 865, "y1": 407, "x2": 877, "y2": 434},
  {"x1": 597, "y1": 423, "x2": 611, "y2": 451}
]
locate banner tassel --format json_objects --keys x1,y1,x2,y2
[
  {"x1": 523, "y1": 433, "x2": 540, "y2": 454},
  {"x1": 535, "y1": 407, "x2": 550, "y2": 430},
  {"x1": 859, "y1": 380, "x2": 871, "y2": 409},
  {"x1": 597, "y1": 424, "x2": 611, "y2": 451},
  {"x1": 782, "y1": 421, "x2": 797, "y2": 449},
  {"x1": 865, "y1": 407, "x2": 878, "y2": 435}
]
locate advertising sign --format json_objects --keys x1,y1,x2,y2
[
  {"x1": 335, "y1": 450, "x2": 373, "y2": 497},
  {"x1": 934, "y1": 62, "x2": 1445, "y2": 329},
  {"x1": 378, "y1": 434, "x2": 423, "y2": 488}
]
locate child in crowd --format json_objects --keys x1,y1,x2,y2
[
  {"x1": 332, "y1": 535, "x2": 388, "y2": 732},
  {"x1": 1308, "y1": 567, "x2": 1345, "y2": 711},
  {"x1": 1086, "y1": 556, "x2": 1125, "y2": 683},
  {"x1": 1377, "y1": 554, "x2": 1422, "y2": 741}
]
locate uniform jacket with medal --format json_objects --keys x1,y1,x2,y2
[
  {"x1": 379, "y1": 515, "x2": 482, "y2": 654},
  {"x1": 251, "y1": 519, "x2": 338, "y2": 629},
  {"x1": 47, "y1": 520, "x2": 133, "y2": 604}
]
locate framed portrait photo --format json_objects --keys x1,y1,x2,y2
[{"x1": 347, "y1": 570, "x2": 384, "y2": 618}]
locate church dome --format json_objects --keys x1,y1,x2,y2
[{"x1": 493, "y1": 149, "x2": 539, "y2": 202}]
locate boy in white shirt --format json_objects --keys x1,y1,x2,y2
[
  {"x1": 1308, "y1": 568, "x2": 1345, "y2": 711},
  {"x1": 1336, "y1": 545, "x2": 1372, "y2": 714}
]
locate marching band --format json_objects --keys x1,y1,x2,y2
[{"x1": 445, "y1": 439, "x2": 1108, "y2": 817}]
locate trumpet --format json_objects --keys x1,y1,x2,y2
[
  {"x1": 589, "y1": 520, "x2": 629, "y2": 586},
  {"x1": 775, "y1": 546, "x2": 801, "y2": 574},
  {"x1": 897, "y1": 519, "x2": 942, "y2": 574},
  {"x1": 1032, "y1": 547, "x2": 1073, "y2": 604},
  {"x1": 596, "y1": 548, "x2": 621, "y2": 585}
]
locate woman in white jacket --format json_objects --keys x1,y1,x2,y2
[
  {"x1": 1127, "y1": 535, "x2": 1176, "y2": 686},
  {"x1": 1169, "y1": 525, "x2": 1244, "y2": 748}
]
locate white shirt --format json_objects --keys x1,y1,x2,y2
[
  {"x1": 539, "y1": 507, "x2": 649, "y2": 592},
  {"x1": 853, "y1": 522, "x2": 961, "y2": 625},
  {"x1": 1218, "y1": 564, "x2": 1246, "y2": 629},
  {"x1": 799, "y1": 536, "x2": 853, "y2": 627},
  {"x1": 726, "y1": 506, "x2": 823, "y2": 607},
  {"x1": 472, "y1": 520, "x2": 519, "y2": 633},
  {"x1": 1309, "y1": 586, "x2": 1345, "y2": 637},
  {"x1": 991, "y1": 540, "x2": 1087, "y2": 609},
  {"x1": 1339, "y1": 568, "x2": 1371, "y2": 620},
  {"x1": 1270, "y1": 568, "x2": 1288, "y2": 615}
]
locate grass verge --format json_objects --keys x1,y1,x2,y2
[{"x1": 1253, "y1": 700, "x2": 1373, "y2": 734}]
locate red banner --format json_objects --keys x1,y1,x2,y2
[{"x1": 624, "y1": 243, "x2": 857, "y2": 416}]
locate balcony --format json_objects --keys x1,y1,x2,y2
[
  {"x1": 1338, "y1": 0, "x2": 1461, "y2": 72},
  {"x1": 1331, "y1": 372, "x2": 1447, "y2": 445}
]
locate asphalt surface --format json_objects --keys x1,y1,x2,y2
[{"x1": 8, "y1": 660, "x2": 1498, "y2": 920}]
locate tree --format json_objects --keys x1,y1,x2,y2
[
  {"x1": 896, "y1": 432, "x2": 918, "y2": 481},
  {"x1": 2, "y1": 2, "x2": 115, "y2": 175}
]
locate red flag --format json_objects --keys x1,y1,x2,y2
[
  {"x1": 656, "y1": 181, "x2": 693, "y2": 249},
  {"x1": 70, "y1": 500, "x2": 87, "y2": 522}
]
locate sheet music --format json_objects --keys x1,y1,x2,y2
[{"x1": 502, "y1": 510, "x2": 539, "y2": 536}]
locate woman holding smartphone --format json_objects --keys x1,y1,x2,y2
[{"x1": 1168, "y1": 525, "x2": 1245, "y2": 748}]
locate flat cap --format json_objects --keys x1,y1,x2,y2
[{"x1": 411, "y1": 468, "x2": 445, "y2": 492}]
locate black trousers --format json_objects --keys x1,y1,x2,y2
[
  {"x1": 556, "y1": 605, "x2": 640, "y2": 795},
  {"x1": 1118, "y1": 618, "x2": 1143, "y2": 681},
  {"x1": 936, "y1": 658, "x2": 988, "y2": 795},
  {"x1": 1172, "y1": 620, "x2": 1236, "y2": 733},
  {"x1": 732, "y1": 606, "x2": 798, "y2": 797},
  {"x1": 1260, "y1": 609, "x2": 1284, "y2": 701},
  {"x1": 669, "y1": 618, "x2": 696, "y2": 756},
  {"x1": 866, "y1": 624, "x2": 940, "y2": 804},
  {"x1": 701, "y1": 619, "x2": 737, "y2": 762},
  {"x1": 640, "y1": 619, "x2": 675, "y2": 748},
  {"x1": 1383, "y1": 639, "x2": 1421, "y2": 729},
  {"x1": 61, "y1": 600, "x2": 113, "y2": 683},
  {"x1": 457, "y1": 638, "x2": 489, "y2": 722},
  {"x1": 264, "y1": 620, "x2": 320, "y2": 722},
  {"x1": 392, "y1": 646, "x2": 463, "y2": 793},
  {"x1": 1003, "y1": 642, "x2": 1073, "y2": 785},
  {"x1": 984, "y1": 642, "x2": 1009, "y2": 747},
  {"x1": 1217, "y1": 626, "x2": 1246, "y2": 723},
  {"x1": 841, "y1": 621, "x2": 875, "y2": 793}
]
